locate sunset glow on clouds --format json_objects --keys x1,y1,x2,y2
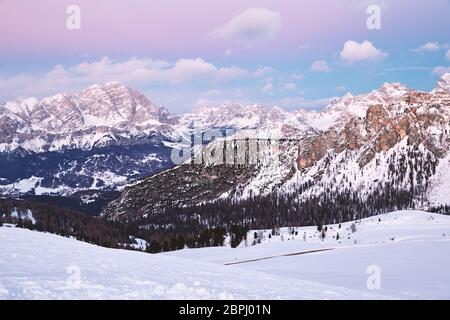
[{"x1": 0, "y1": 0, "x2": 449, "y2": 113}]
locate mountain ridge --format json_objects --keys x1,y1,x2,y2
[
  {"x1": 101, "y1": 74, "x2": 450, "y2": 223},
  {"x1": 1, "y1": 74, "x2": 449, "y2": 198}
]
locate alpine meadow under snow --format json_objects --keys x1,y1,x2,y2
[{"x1": 1, "y1": 210, "x2": 450, "y2": 300}]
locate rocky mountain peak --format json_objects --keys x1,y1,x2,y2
[
  {"x1": 322, "y1": 82, "x2": 412, "y2": 124},
  {"x1": 0, "y1": 82, "x2": 178, "y2": 153},
  {"x1": 78, "y1": 82, "x2": 164, "y2": 128},
  {"x1": 181, "y1": 103, "x2": 268, "y2": 129},
  {"x1": 378, "y1": 82, "x2": 409, "y2": 97},
  {"x1": 434, "y1": 73, "x2": 450, "y2": 93},
  {"x1": 2, "y1": 77, "x2": 450, "y2": 203}
]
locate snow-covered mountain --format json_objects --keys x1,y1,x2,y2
[
  {"x1": 0, "y1": 81, "x2": 179, "y2": 152},
  {"x1": 102, "y1": 74, "x2": 450, "y2": 222},
  {"x1": 0, "y1": 82, "x2": 181, "y2": 195},
  {"x1": 432, "y1": 72, "x2": 450, "y2": 94},
  {"x1": 180, "y1": 103, "x2": 316, "y2": 138},
  {"x1": 2, "y1": 76, "x2": 450, "y2": 301},
  {"x1": 1, "y1": 75, "x2": 450, "y2": 205}
]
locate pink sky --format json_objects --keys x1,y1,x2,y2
[
  {"x1": 1, "y1": 0, "x2": 449, "y2": 113},
  {"x1": 0, "y1": 0, "x2": 368, "y2": 59}
]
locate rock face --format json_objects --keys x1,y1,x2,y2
[
  {"x1": 298, "y1": 87, "x2": 450, "y2": 170},
  {"x1": 101, "y1": 164, "x2": 258, "y2": 221},
  {"x1": 0, "y1": 82, "x2": 179, "y2": 153},
  {"x1": 0, "y1": 80, "x2": 378, "y2": 195},
  {"x1": 432, "y1": 73, "x2": 450, "y2": 94},
  {"x1": 181, "y1": 103, "x2": 318, "y2": 139},
  {"x1": 1, "y1": 75, "x2": 450, "y2": 208},
  {"x1": 102, "y1": 74, "x2": 450, "y2": 221},
  {"x1": 0, "y1": 82, "x2": 180, "y2": 194}
]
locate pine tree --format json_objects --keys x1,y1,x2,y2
[
  {"x1": 148, "y1": 240, "x2": 161, "y2": 254},
  {"x1": 320, "y1": 229, "x2": 326, "y2": 241},
  {"x1": 177, "y1": 235, "x2": 185, "y2": 250},
  {"x1": 317, "y1": 223, "x2": 323, "y2": 232}
]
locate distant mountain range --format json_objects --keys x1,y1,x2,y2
[
  {"x1": 101, "y1": 74, "x2": 450, "y2": 225},
  {"x1": 1, "y1": 75, "x2": 450, "y2": 216},
  {"x1": 2, "y1": 73, "x2": 450, "y2": 251}
]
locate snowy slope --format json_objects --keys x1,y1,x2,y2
[
  {"x1": 1, "y1": 211, "x2": 449, "y2": 299},
  {"x1": 166, "y1": 211, "x2": 450, "y2": 299},
  {"x1": 428, "y1": 152, "x2": 450, "y2": 206},
  {"x1": 0, "y1": 226, "x2": 387, "y2": 300},
  {"x1": 2, "y1": 75, "x2": 450, "y2": 198}
]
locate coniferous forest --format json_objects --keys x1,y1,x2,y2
[{"x1": 2, "y1": 171, "x2": 448, "y2": 254}]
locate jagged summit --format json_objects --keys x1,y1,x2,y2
[
  {"x1": 3, "y1": 82, "x2": 173, "y2": 129},
  {"x1": 326, "y1": 81, "x2": 410, "y2": 114},
  {"x1": 0, "y1": 82, "x2": 179, "y2": 152},
  {"x1": 433, "y1": 73, "x2": 450, "y2": 93},
  {"x1": 0, "y1": 82, "x2": 180, "y2": 194},
  {"x1": 1, "y1": 77, "x2": 450, "y2": 196},
  {"x1": 378, "y1": 82, "x2": 409, "y2": 96},
  {"x1": 102, "y1": 76, "x2": 450, "y2": 222},
  {"x1": 1, "y1": 76, "x2": 449, "y2": 154}
]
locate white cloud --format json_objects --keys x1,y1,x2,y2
[
  {"x1": 0, "y1": 57, "x2": 249, "y2": 101},
  {"x1": 195, "y1": 98, "x2": 218, "y2": 107},
  {"x1": 208, "y1": 8, "x2": 281, "y2": 47},
  {"x1": 74, "y1": 57, "x2": 165, "y2": 79},
  {"x1": 204, "y1": 89, "x2": 222, "y2": 96},
  {"x1": 290, "y1": 73, "x2": 304, "y2": 80},
  {"x1": 340, "y1": 40, "x2": 388, "y2": 63},
  {"x1": 72, "y1": 57, "x2": 248, "y2": 85},
  {"x1": 80, "y1": 57, "x2": 245, "y2": 85},
  {"x1": 284, "y1": 82, "x2": 297, "y2": 91},
  {"x1": 0, "y1": 64, "x2": 77, "y2": 99},
  {"x1": 310, "y1": 60, "x2": 331, "y2": 72},
  {"x1": 271, "y1": 96, "x2": 333, "y2": 110},
  {"x1": 261, "y1": 83, "x2": 274, "y2": 95},
  {"x1": 297, "y1": 43, "x2": 311, "y2": 51},
  {"x1": 169, "y1": 58, "x2": 218, "y2": 84},
  {"x1": 234, "y1": 88, "x2": 244, "y2": 97},
  {"x1": 0, "y1": 58, "x2": 249, "y2": 105},
  {"x1": 413, "y1": 42, "x2": 450, "y2": 53},
  {"x1": 433, "y1": 66, "x2": 450, "y2": 76},
  {"x1": 170, "y1": 58, "x2": 248, "y2": 84},
  {"x1": 225, "y1": 49, "x2": 234, "y2": 57},
  {"x1": 336, "y1": 85, "x2": 348, "y2": 92},
  {"x1": 254, "y1": 67, "x2": 274, "y2": 78},
  {"x1": 413, "y1": 42, "x2": 441, "y2": 52}
]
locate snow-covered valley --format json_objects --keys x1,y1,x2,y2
[{"x1": 1, "y1": 210, "x2": 449, "y2": 300}]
